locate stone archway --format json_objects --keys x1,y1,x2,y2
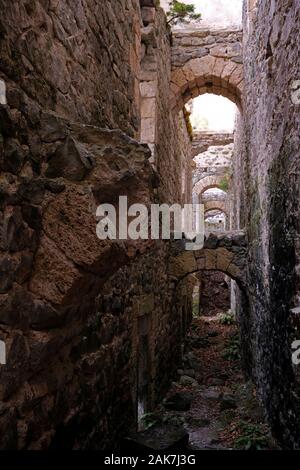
[
  {"x1": 170, "y1": 55, "x2": 243, "y2": 111},
  {"x1": 204, "y1": 200, "x2": 228, "y2": 215},
  {"x1": 193, "y1": 175, "x2": 228, "y2": 196},
  {"x1": 169, "y1": 231, "x2": 247, "y2": 290}
]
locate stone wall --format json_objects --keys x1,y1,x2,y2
[
  {"x1": 192, "y1": 131, "x2": 234, "y2": 157},
  {"x1": 95, "y1": 242, "x2": 194, "y2": 444},
  {"x1": 0, "y1": 112, "x2": 157, "y2": 449},
  {"x1": 0, "y1": 0, "x2": 142, "y2": 137},
  {"x1": 169, "y1": 231, "x2": 247, "y2": 291},
  {"x1": 5, "y1": 241, "x2": 191, "y2": 450},
  {"x1": 140, "y1": 5, "x2": 193, "y2": 205},
  {"x1": 172, "y1": 28, "x2": 242, "y2": 69},
  {"x1": 233, "y1": 0, "x2": 300, "y2": 448},
  {"x1": 0, "y1": 0, "x2": 195, "y2": 449},
  {"x1": 170, "y1": 28, "x2": 243, "y2": 110}
]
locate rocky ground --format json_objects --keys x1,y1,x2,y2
[{"x1": 127, "y1": 312, "x2": 279, "y2": 451}]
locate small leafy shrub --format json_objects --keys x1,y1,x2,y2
[
  {"x1": 219, "y1": 311, "x2": 235, "y2": 325},
  {"x1": 219, "y1": 176, "x2": 230, "y2": 192}
]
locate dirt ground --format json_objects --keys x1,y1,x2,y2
[{"x1": 140, "y1": 312, "x2": 279, "y2": 451}]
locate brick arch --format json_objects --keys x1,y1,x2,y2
[
  {"x1": 204, "y1": 200, "x2": 228, "y2": 215},
  {"x1": 193, "y1": 175, "x2": 228, "y2": 196},
  {"x1": 169, "y1": 231, "x2": 247, "y2": 290},
  {"x1": 170, "y1": 56, "x2": 243, "y2": 111}
]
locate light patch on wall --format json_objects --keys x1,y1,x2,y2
[{"x1": 190, "y1": 94, "x2": 237, "y2": 133}]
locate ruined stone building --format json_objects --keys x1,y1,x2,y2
[{"x1": 0, "y1": 0, "x2": 299, "y2": 451}]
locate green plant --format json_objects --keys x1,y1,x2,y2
[
  {"x1": 222, "y1": 334, "x2": 240, "y2": 361},
  {"x1": 219, "y1": 176, "x2": 230, "y2": 192},
  {"x1": 139, "y1": 412, "x2": 159, "y2": 430},
  {"x1": 234, "y1": 421, "x2": 269, "y2": 450},
  {"x1": 219, "y1": 311, "x2": 235, "y2": 325},
  {"x1": 167, "y1": 1, "x2": 201, "y2": 25}
]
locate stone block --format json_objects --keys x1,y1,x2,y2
[
  {"x1": 226, "y1": 263, "x2": 241, "y2": 281},
  {"x1": 141, "y1": 117, "x2": 156, "y2": 142},
  {"x1": 186, "y1": 56, "x2": 216, "y2": 80},
  {"x1": 169, "y1": 251, "x2": 197, "y2": 279},
  {"x1": 140, "y1": 0, "x2": 157, "y2": 6},
  {"x1": 205, "y1": 234, "x2": 219, "y2": 249},
  {"x1": 216, "y1": 248, "x2": 234, "y2": 272},
  {"x1": 221, "y1": 61, "x2": 238, "y2": 83},
  {"x1": 141, "y1": 98, "x2": 156, "y2": 119},
  {"x1": 140, "y1": 81, "x2": 157, "y2": 98},
  {"x1": 197, "y1": 257, "x2": 206, "y2": 270},
  {"x1": 171, "y1": 69, "x2": 188, "y2": 89},
  {"x1": 204, "y1": 250, "x2": 217, "y2": 270}
]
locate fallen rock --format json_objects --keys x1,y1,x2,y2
[
  {"x1": 201, "y1": 387, "x2": 222, "y2": 402},
  {"x1": 184, "y1": 352, "x2": 201, "y2": 370},
  {"x1": 182, "y1": 369, "x2": 196, "y2": 378},
  {"x1": 180, "y1": 375, "x2": 198, "y2": 387}
]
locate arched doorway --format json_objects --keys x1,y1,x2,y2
[{"x1": 170, "y1": 55, "x2": 243, "y2": 112}]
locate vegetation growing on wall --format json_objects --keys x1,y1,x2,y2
[
  {"x1": 219, "y1": 175, "x2": 230, "y2": 192},
  {"x1": 167, "y1": 1, "x2": 201, "y2": 25}
]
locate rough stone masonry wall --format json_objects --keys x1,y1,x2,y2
[
  {"x1": 0, "y1": 112, "x2": 158, "y2": 449},
  {"x1": 140, "y1": 5, "x2": 193, "y2": 205},
  {"x1": 0, "y1": 0, "x2": 142, "y2": 137},
  {"x1": 233, "y1": 0, "x2": 300, "y2": 448},
  {"x1": 154, "y1": 10, "x2": 193, "y2": 205},
  {"x1": 0, "y1": 0, "x2": 194, "y2": 449},
  {"x1": 95, "y1": 242, "x2": 194, "y2": 447},
  {"x1": 172, "y1": 28, "x2": 242, "y2": 69},
  {"x1": 170, "y1": 27, "x2": 244, "y2": 110}
]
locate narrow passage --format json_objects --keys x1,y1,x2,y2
[{"x1": 127, "y1": 310, "x2": 278, "y2": 451}]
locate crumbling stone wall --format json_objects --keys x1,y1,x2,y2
[
  {"x1": 233, "y1": 0, "x2": 300, "y2": 448},
  {"x1": 0, "y1": 111, "x2": 157, "y2": 449}
]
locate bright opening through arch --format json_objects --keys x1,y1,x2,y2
[{"x1": 189, "y1": 94, "x2": 238, "y2": 133}]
